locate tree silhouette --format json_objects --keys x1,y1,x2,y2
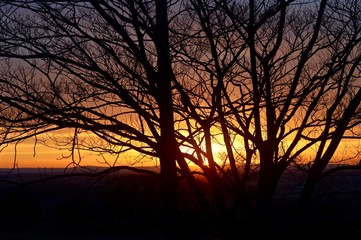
[
  {"x1": 0, "y1": 0, "x2": 193, "y2": 236},
  {"x1": 0, "y1": 0, "x2": 360, "y2": 238},
  {"x1": 172, "y1": 0, "x2": 361, "y2": 236}
]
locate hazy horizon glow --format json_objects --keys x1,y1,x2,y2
[{"x1": 1, "y1": 135, "x2": 360, "y2": 169}]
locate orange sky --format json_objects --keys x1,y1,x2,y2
[
  {"x1": 0, "y1": 140, "x2": 149, "y2": 169},
  {"x1": 1, "y1": 136, "x2": 360, "y2": 169}
]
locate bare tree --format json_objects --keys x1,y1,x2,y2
[
  {"x1": 222, "y1": 0, "x2": 360, "y2": 235},
  {"x1": 171, "y1": 0, "x2": 361, "y2": 236},
  {"x1": 0, "y1": 0, "x2": 202, "y2": 236},
  {"x1": 0, "y1": 0, "x2": 361, "y2": 238}
]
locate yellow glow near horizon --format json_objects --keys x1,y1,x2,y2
[
  {"x1": 1, "y1": 127, "x2": 360, "y2": 169},
  {"x1": 0, "y1": 139, "x2": 152, "y2": 169},
  {"x1": 1, "y1": 142, "x2": 70, "y2": 168},
  {"x1": 179, "y1": 140, "x2": 228, "y2": 166}
]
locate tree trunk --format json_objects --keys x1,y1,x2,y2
[
  {"x1": 155, "y1": 1, "x2": 180, "y2": 238},
  {"x1": 159, "y1": 147, "x2": 179, "y2": 238},
  {"x1": 254, "y1": 145, "x2": 279, "y2": 238},
  {"x1": 298, "y1": 88, "x2": 361, "y2": 212}
]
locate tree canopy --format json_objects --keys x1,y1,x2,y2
[{"x1": 0, "y1": 0, "x2": 360, "y2": 238}]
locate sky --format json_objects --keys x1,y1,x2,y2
[
  {"x1": 0, "y1": 138, "x2": 150, "y2": 169},
  {"x1": 1, "y1": 133, "x2": 360, "y2": 169}
]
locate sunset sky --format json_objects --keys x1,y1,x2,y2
[
  {"x1": 0, "y1": 134, "x2": 147, "y2": 169},
  {"x1": 2, "y1": 132, "x2": 360, "y2": 169}
]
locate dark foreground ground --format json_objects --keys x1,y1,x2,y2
[{"x1": 0, "y1": 167, "x2": 361, "y2": 239}]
